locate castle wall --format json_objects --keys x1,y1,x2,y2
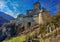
[{"x1": 33, "y1": 10, "x2": 44, "y2": 25}]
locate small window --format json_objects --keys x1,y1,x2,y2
[{"x1": 28, "y1": 22, "x2": 31, "y2": 27}]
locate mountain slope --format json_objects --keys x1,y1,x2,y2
[{"x1": 0, "y1": 11, "x2": 15, "y2": 26}]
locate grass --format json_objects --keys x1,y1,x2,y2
[
  {"x1": 3, "y1": 35, "x2": 26, "y2": 42},
  {"x1": 3, "y1": 32, "x2": 34, "y2": 42}
]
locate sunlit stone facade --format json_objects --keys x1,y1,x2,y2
[{"x1": 16, "y1": 2, "x2": 45, "y2": 29}]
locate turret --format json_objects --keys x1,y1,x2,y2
[
  {"x1": 26, "y1": 10, "x2": 33, "y2": 17},
  {"x1": 33, "y1": 1, "x2": 41, "y2": 15},
  {"x1": 33, "y1": 2, "x2": 41, "y2": 10}
]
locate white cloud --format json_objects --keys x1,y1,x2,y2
[
  {"x1": 0, "y1": 0, "x2": 19, "y2": 18},
  {"x1": 6, "y1": 0, "x2": 20, "y2": 18}
]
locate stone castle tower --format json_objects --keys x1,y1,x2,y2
[
  {"x1": 33, "y1": 1, "x2": 44, "y2": 25},
  {"x1": 16, "y1": 1, "x2": 45, "y2": 28},
  {"x1": 34, "y1": 2, "x2": 40, "y2": 10}
]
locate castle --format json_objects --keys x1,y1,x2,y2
[{"x1": 16, "y1": 2, "x2": 45, "y2": 29}]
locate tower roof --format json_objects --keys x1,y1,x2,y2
[
  {"x1": 34, "y1": 0, "x2": 40, "y2": 5},
  {"x1": 33, "y1": 1, "x2": 41, "y2": 9},
  {"x1": 34, "y1": 2, "x2": 40, "y2": 5}
]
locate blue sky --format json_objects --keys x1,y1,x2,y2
[{"x1": 0, "y1": 0, "x2": 60, "y2": 18}]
